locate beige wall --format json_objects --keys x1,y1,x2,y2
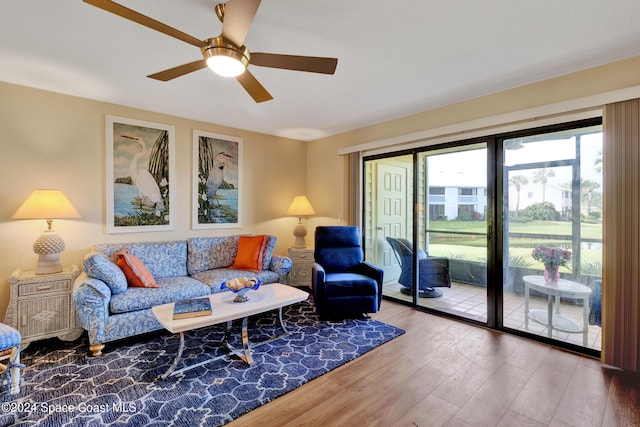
[
  {"x1": 0, "y1": 81, "x2": 308, "y2": 318},
  {"x1": 4, "y1": 54, "x2": 640, "y2": 321},
  {"x1": 306, "y1": 55, "x2": 640, "y2": 231}
]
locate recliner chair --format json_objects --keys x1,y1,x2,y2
[
  {"x1": 312, "y1": 226, "x2": 383, "y2": 317},
  {"x1": 386, "y1": 237, "x2": 451, "y2": 298}
]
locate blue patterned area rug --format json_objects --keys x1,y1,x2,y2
[{"x1": 0, "y1": 300, "x2": 404, "y2": 427}]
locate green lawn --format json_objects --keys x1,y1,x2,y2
[
  {"x1": 425, "y1": 219, "x2": 602, "y2": 274},
  {"x1": 428, "y1": 219, "x2": 602, "y2": 240}
]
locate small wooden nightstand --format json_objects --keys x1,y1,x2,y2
[
  {"x1": 5, "y1": 265, "x2": 82, "y2": 349},
  {"x1": 288, "y1": 247, "x2": 314, "y2": 288}
]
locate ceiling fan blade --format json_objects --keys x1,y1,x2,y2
[
  {"x1": 221, "y1": 0, "x2": 261, "y2": 47},
  {"x1": 236, "y1": 70, "x2": 273, "y2": 103},
  {"x1": 83, "y1": 0, "x2": 205, "y2": 48},
  {"x1": 147, "y1": 60, "x2": 208, "y2": 81},
  {"x1": 250, "y1": 53, "x2": 338, "y2": 75}
]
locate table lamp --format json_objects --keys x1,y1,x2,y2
[
  {"x1": 12, "y1": 189, "x2": 80, "y2": 274},
  {"x1": 287, "y1": 196, "x2": 316, "y2": 248}
]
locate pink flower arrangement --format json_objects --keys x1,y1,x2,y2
[{"x1": 531, "y1": 246, "x2": 571, "y2": 268}]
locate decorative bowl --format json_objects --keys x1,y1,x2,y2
[{"x1": 221, "y1": 278, "x2": 262, "y2": 302}]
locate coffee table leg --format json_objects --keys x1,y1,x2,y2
[
  {"x1": 278, "y1": 307, "x2": 288, "y2": 334},
  {"x1": 222, "y1": 320, "x2": 233, "y2": 346},
  {"x1": 240, "y1": 316, "x2": 254, "y2": 365},
  {"x1": 160, "y1": 331, "x2": 185, "y2": 379}
]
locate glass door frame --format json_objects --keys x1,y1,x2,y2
[{"x1": 364, "y1": 137, "x2": 498, "y2": 329}]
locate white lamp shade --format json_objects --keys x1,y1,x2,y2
[
  {"x1": 287, "y1": 196, "x2": 316, "y2": 217},
  {"x1": 12, "y1": 189, "x2": 80, "y2": 220}
]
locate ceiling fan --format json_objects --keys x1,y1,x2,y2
[{"x1": 83, "y1": 0, "x2": 338, "y2": 103}]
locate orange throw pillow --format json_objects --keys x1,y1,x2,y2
[
  {"x1": 232, "y1": 235, "x2": 267, "y2": 271},
  {"x1": 115, "y1": 248, "x2": 158, "y2": 288}
]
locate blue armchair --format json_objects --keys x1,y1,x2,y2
[
  {"x1": 312, "y1": 226, "x2": 383, "y2": 317},
  {"x1": 386, "y1": 237, "x2": 451, "y2": 298}
]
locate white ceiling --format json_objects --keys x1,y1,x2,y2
[{"x1": 2, "y1": 0, "x2": 640, "y2": 141}]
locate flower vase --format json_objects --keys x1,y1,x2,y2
[{"x1": 544, "y1": 264, "x2": 560, "y2": 284}]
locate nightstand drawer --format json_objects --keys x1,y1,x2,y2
[
  {"x1": 19, "y1": 279, "x2": 71, "y2": 296},
  {"x1": 292, "y1": 251, "x2": 312, "y2": 260}
]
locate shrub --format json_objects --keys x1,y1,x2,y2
[
  {"x1": 508, "y1": 255, "x2": 534, "y2": 267},
  {"x1": 520, "y1": 202, "x2": 560, "y2": 221}
]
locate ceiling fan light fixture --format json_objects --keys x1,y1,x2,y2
[
  {"x1": 206, "y1": 54, "x2": 245, "y2": 77},
  {"x1": 202, "y1": 37, "x2": 250, "y2": 78}
]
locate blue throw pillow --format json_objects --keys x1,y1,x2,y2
[{"x1": 83, "y1": 249, "x2": 127, "y2": 294}]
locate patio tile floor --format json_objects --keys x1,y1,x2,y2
[{"x1": 383, "y1": 280, "x2": 602, "y2": 351}]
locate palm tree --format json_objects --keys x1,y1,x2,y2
[
  {"x1": 509, "y1": 175, "x2": 528, "y2": 215},
  {"x1": 581, "y1": 179, "x2": 600, "y2": 215},
  {"x1": 595, "y1": 150, "x2": 603, "y2": 173},
  {"x1": 533, "y1": 168, "x2": 555, "y2": 202}
]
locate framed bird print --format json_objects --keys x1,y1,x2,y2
[
  {"x1": 106, "y1": 115, "x2": 175, "y2": 233},
  {"x1": 192, "y1": 130, "x2": 242, "y2": 229}
]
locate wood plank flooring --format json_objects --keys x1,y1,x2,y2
[{"x1": 228, "y1": 300, "x2": 640, "y2": 427}]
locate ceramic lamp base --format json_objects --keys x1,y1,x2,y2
[
  {"x1": 36, "y1": 253, "x2": 63, "y2": 274},
  {"x1": 33, "y1": 231, "x2": 65, "y2": 275},
  {"x1": 293, "y1": 222, "x2": 307, "y2": 248}
]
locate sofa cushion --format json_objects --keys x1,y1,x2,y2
[
  {"x1": 187, "y1": 236, "x2": 240, "y2": 275},
  {"x1": 187, "y1": 235, "x2": 278, "y2": 275},
  {"x1": 82, "y1": 250, "x2": 128, "y2": 294},
  {"x1": 262, "y1": 235, "x2": 277, "y2": 270},
  {"x1": 209, "y1": 236, "x2": 239, "y2": 269},
  {"x1": 323, "y1": 273, "x2": 378, "y2": 297},
  {"x1": 232, "y1": 235, "x2": 266, "y2": 271},
  {"x1": 115, "y1": 248, "x2": 158, "y2": 288},
  {"x1": 109, "y1": 276, "x2": 211, "y2": 314},
  {"x1": 95, "y1": 241, "x2": 188, "y2": 278},
  {"x1": 192, "y1": 268, "x2": 279, "y2": 293}
]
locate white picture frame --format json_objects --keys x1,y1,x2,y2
[
  {"x1": 106, "y1": 115, "x2": 175, "y2": 233},
  {"x1": 192, "y1": 130, "x2": 243, "y2": 229}
]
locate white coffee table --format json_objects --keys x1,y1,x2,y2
[{"x1": 151, "y1": 283, "x2": 308, "y2": 379}]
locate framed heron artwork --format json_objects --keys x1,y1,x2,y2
[
  {"x1": 106, "y1": 115, "x2": 175, "y2": 233},
  {"x1": 192, "y1": 130, "x2": 242, "y2": 229}
]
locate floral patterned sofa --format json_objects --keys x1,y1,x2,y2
[{"x1": 73, "y1": 236, "x2": 292, "y2": 356}]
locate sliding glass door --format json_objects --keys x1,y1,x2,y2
[
  {"x1": 366, "y1": 144, "x2": 489, "y2": 322},
  {"x1": 364, "y1": 118, "x2": 602, "y2": 355},
  {"x1": 501, "y1": 124, "x2": 603, "y2": 352},
  {"x1": 416, "y1": 145, "x2": 488, "y2": 322}
]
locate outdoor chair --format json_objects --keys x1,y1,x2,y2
[
  {"x1": 312, "y1": 226, "x2": 383, "y2": 317},
  {"x1": 386, "y1": 237, "x2": 451, "y2": 298}
]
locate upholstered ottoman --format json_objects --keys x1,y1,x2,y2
[{"x1": 0, "y1": 323, "x2": 23, "y2": 395}]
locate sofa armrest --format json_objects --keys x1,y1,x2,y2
[
  {"x1": 268, "y1": 254, "x2": 293, "y2": 281},
  {"x1": 356, "y1": 262, "x2": 384, "y2": 284},
  {"x1": 73, "y1": 273, "x2": 112, "y2": 344}
]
